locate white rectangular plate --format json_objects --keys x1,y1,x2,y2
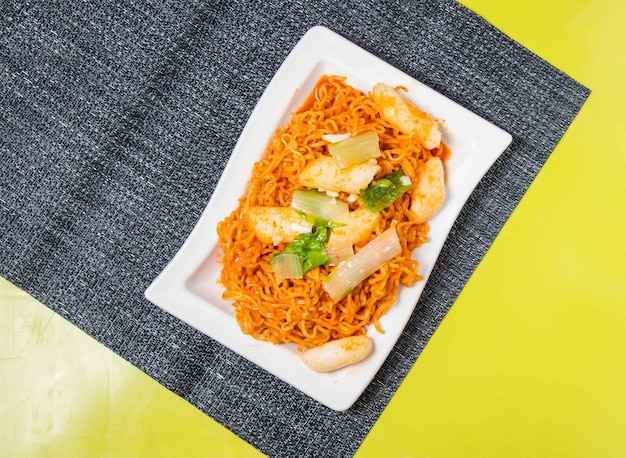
[{"x1": 145, "y1": 26, "x2": 512, "y2": 411}]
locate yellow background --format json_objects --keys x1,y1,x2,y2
[{"x1": 2, "y1": 1, "x2": 625, "y2": 456}]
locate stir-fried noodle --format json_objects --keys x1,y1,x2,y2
[{"x1": 217, "y1": 76, "x2": 449, "y2": 351}]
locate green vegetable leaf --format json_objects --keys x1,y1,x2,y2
[
  {"x1": 360, "y1": 170, "x2": 412, "y2": 212},
  {"x1": 296, "y1": 212, "x2": 344, "y2": 229},
  {"x1": 279, "y1": 226, "x2": 329, "y2": 274},
  {"x1": 269, "y1": 253, "x2": 303, "y2": 283},
  {"x1": 291, "y1": 189, "x2": 348, "y2": 228},
  {"x1": 328, "y1": 131, "x2": 381, "y2": 169}
]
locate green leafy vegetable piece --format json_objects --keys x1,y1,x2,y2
[
  {"x1": 291, "y1": 189, "x2": 348, "y2": 228},
  {"x1": 360, "y1": 170, "x2": 412, "y2": 212},
  {"x1": 274, "y1": 226, "x2": 329, "y2": 275},
  {"x1": 328, "y1": 131, "x2": 381, "y2": 169},
  {"x1": 269, "y1": 253, "x2": 303, "y2": 283}
]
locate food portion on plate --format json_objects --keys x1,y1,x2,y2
[{"x1": 216, "y1": 75, "x2": 450, "y2": 372}]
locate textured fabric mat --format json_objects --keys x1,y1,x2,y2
[{"x1": 0, "y1": 1, "x2": 589, "y2": 457}]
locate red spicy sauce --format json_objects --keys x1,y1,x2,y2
[{"x1": 295, "y1": 75, "x2": 337, "y2": 113}]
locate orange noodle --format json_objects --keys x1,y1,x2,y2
[{"x1": 216, "y1": 75, "x2": 450, "y2": 351}]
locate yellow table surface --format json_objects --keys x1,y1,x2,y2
[{"x1": 2, "y1": 1, "x2": 625, "y2": 456}]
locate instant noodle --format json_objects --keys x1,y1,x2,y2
[{"x1": 216, "y1": 75, "x2": 449, "y2": 353}]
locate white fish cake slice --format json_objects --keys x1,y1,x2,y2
[
  {"x1": 410, "y1": 156, "x2": 446, "y2": 224},
  {"x1": 245, "y1": 206, "x2": 312, "y2": 245},
  {"x1": 371, "y1": 83, "x2": 441, "y2": 150},
  {"x1": 299, "y1": 156, "x2": 381, "y2": 194},
  {"x1": 302, "y1": 335, "x2": 374, "y2": 372}
]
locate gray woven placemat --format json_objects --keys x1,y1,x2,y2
[{"x1": 0, "y1": 1, "x2": 589, "y2": 457}]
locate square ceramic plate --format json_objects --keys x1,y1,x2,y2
[{"x1": 145, "y1": 26, "x2": 512, "y2": 411}]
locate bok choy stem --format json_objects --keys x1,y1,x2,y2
[{"x1": 323, "y1": 227, "x2": 402, "y2": 302}]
